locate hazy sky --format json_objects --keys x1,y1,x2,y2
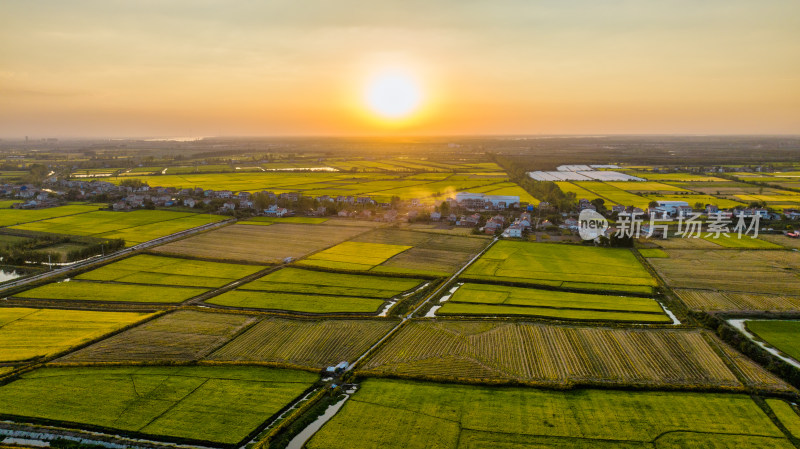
[{"x1": 1, "y1": 0, "x2": 799, "y2": 137}]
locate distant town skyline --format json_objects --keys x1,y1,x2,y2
[{"x1": 1, "y1": 0, "x2": 798, "y2": 138}]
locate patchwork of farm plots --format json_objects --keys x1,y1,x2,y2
[
  {"x1": 649, "y1": 249, "x2": 800, "y2": 296},
  {"x1": 746, "y1": 321, "x2": 800, "y2": 362},
  {"x1": 359, "y1": 320, "x2": 792, "y2": 392},
  {"x1": 14, "y1": 254, "x2": 264, "y2": 304},
  {"x1": 462, "y1": 241, "x2": 657, "y2": 295},
  {"x1": 207, "y1": 267, "x2": 424, "y2": 314},
  {"x1": 306, "y1": 379, "x2": 798, "y2": 449},
  {"x1": 10, "y1": 209, "x2": 226, "y2": 245},
  {"x1": 0, "y1": 308, "x2": 153, "y2": 362},
  {"x1": 298, "y1": 229, "x2": 491, "y2": 277},
  {"x1": 152, "y1": 222, "x2": 368, "y2": 264},
  {"x1": 0, "y1": 366, "x2": 317, "y2": 445},
  {"x1": 433, "y1": 283, "x2": 669, "y2": 323}
]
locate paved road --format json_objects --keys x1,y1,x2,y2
[{"x1": 0, "y1": 218, "x2": 235, "y2": 294}]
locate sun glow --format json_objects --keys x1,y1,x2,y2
[{"x1": 365, "y1": 70, "x2": 422, "y2": 119}]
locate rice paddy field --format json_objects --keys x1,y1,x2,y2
[
  {"x1": 14, "y1": 280, "x2": 208, "y2": 304},
  {"x1": 359, "y1": 320, "x2": 792, "y2": 392},
  {"x1": 76, "y1": 254, "x2": 264, "y2": 288},
  {"x1": 205, "y1": 268, "x2": 424, "y2": 314},
  {"x1": 10, "y1": 210, "x2": 226, "y2": 245},
  {"x1": 675, "y1": 289, "x2": 800, "y2": 313},
  {"x1": 434, "y1": 283, "x2": 669, "y2": 323},
  {"x1": 462, "y1": 241, "x2": 657, "y2": 294},
  {"x1": 298, "y1": 241, "x2": 412, "y2": 271},
  {"x1": 0, "y1": 366, "x2": 317, "y2": 445},
  {"x1": 649, "y1": 249, "x2": 800, "y2": 295},
  {"x1": 232, "y1": 267, "x2": 423, "y2": 298},
  {"x1": 58, "y1": 310, "x2": 256, "y2": 363},
  {"x1": 306, "y1": 379, "x2": 797, "y2": 449},
  {"x1": 208, "y1": 317, "x2": 398, "y2": 368},
  {"x1": 746, "y1": 320, "x2": 800, "y2": 361},
  {"x1": 152, "y1": 222, "x2": 368, "y2": 264},
  {"x1": 700, "y1": 234, "x2": 784, "y2": 249},
  {"x1": 0, "y1": 204, "x2": 102, "y2": 227},
  {"x1": 0, "y1": 307, "x2": 153, "y2": 362}
]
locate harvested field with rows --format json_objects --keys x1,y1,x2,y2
[
  {"x1": 650, "y1": 249, "x2": 800, "y2": 295},
  {"x1": 0, "y1": 366, "x2": 317, "y2": 445},
  {"x1": 359, "y1": 320, "x2": 793, "y2": 392},
  {"x1": 306, "y1": 378, "x2": 797, "y2": 449},
  {"x1": 462, "y1": 241, "x2": 657, "y2": 294},
  {"x1": 236, "y1": 267, "x2": 424, "y2": 298},
  {"x1": 58, "y1": 310, "x2": 255, "y2": 363},
  {"x1": 0, "y1": 308, "x2": 153, "y2": 362},
  {"x1": 208, "y1": 317, "x2": 398, "y2": 368},
  {"x1": 435, "y1": 283, "x2": 669, "y2": 322},
  {"x1": 152, "y1": 222, "x2": 368, "y2": 263},
  {"x1": 76, "y1": 254, "x2": 264, "y2": 288},
  {"x1": 674, "y1": 289, "x2": 800, "y2": 313}
]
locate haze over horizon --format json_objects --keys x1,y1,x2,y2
[{"x1": 1, "y1": 0, "x2": 799, "y2": 138}]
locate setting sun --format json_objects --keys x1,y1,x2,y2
[{"x1": 365, "y1": 70, "x2": 422, "y2": 119}]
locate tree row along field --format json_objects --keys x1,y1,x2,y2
[
  {"x1": 434, "y1": 283, "x2": 670, "y2": 323},
  {"x1": 358, "y1": 320, "x2": 793, "y2": 392},
  {"x1": 13, "y1": 254, "x2": 266, "y2": 304},
  {"x1": 54, "y1": 310, "x2": 400, "y2": 369},
  {"x1": 0, "y1": 366, "x2": 317, "y2": 445},
  {"x1": 306, "y1": 378, "x2": 800, "y2": 449}
]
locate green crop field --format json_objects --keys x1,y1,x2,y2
[
  {"x1": 208, "y1": 317, "x2": 397, "y2": 368},
  {"x1": 206, "y1": 290, "x2": 385, "y2": 314},
  {"x1": 307, "y1": 379, "x2": 793, "y2": 449},
  {"x1": 747, "y1": 320, "x2": 800, "y2": 361},
  {"x1": 0, "y1": 366, "x2": 317, "y2": 444},
  {"x1": 638, "y1": 248, "x2": 668, "y2": 258},
  {"x1": 0, "y1": 308, "x2": 152, "y2": 362},
  {"x1": 577, "y1": 182, "x2": 652, "y2": 208},
  {"x1": 435, "y1": 283, "x2": 668, "y2": 322},
  {"x1": 462, "y1": 241, "x2": 657, "y2": 294},
  {"x1": 15, "y1": 281, "x2": 208, "y2": 304},
  {"x1": 76, "y1": 254, "x2": 264, "y2": 288},
  {"x1": 10, "y1": 210, "x2": 225, "y2": 245},
  {"x1": 0, "y1": 204, "x2": 102, "y2": 227},
  {"x1": 153, "y1": 223, "x2": 366, "y2": 264},
  {"x1": 767, "y1": 399, "x2": 800, "y2": 439},
  {"x1": 238, "y1": 267, "x2": 423, "y2": 298},
  {"x1": 298, "y1": 241, "x2": 412, "y2": 271},
  {"x1": 59, "y1": 311, "x2": 256, "y2": 363}
]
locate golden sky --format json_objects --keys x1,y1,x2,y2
[{"x1": 1, "y1": 0, "x2": 799, "y2": 137}]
